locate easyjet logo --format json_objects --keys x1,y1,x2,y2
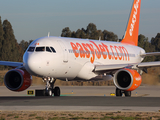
[
  {"x1": 136, "y1": 77, "x2": 141, "y2": 81},
  {"x1": 70, "y1": 41, "x2": 130, "y2": 63},
  {"x1": 129, "y1": 0, "x2": 140, "y2": 36}
]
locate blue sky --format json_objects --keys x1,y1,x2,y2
[{"x1": 0, "y1": 0, "x2": 160, "y2": 42}]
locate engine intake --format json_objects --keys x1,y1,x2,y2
[
  {"x1": 114, "y1": 68, "x2": 142, "y2": 91},
  {"x1": 4, "y1": 69, "x2": 32, "y2": 91}
]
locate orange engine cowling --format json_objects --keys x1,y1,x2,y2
[
  {"x1": 4, "y1": 69, "x2": 32, "y2": 91},
  {"x1": 113, "y1": 68, "x2": 142, "y2": 91}
]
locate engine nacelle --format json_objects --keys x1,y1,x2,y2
[
  {"x1": 4, "y1": 69, "x2": 32, "y2": 91},
  {"x1": 114, "y1": 68, "x2": 142, "y2": 91}
]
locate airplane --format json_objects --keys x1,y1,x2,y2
[{"x1": 1, "y1": 0, "x2": 160, "y2": 97}]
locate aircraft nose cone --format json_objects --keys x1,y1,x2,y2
[{"x1": 25, "y1": 54, "x2": 42, "y2": 75}]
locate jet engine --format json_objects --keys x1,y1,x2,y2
[
  {"x1": 113, "y1": 68, "x2": 142, "y2": 91},
  {"x1": 4, "y1": 69, "x2": 32, "y2": 91}
]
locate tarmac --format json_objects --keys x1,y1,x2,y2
[{"x1": 0, "y1": 85, "x2": 159, "y2": 112}]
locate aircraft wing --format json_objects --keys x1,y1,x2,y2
[
  {"x1": 0, "y1": 61, "x2": 23, "y2": 68},
  {"x1": 94, "y1": 61, "x2": 160, "y2": 73},
  {"x1": 94, "y1": 64, "x2": 134, "y2": 73},
  {"x1": 141, "y1": 52, "x2": 160, "y2": 57},
  {"x1": 137, "y1": 61, "x2": 160, "y2": 68}
]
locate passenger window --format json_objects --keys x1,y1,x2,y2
[
  {"x1": 28, "y1": 47, "x2": 35, "y2": 52},
  {"x1": 35, "y1": 47, "x2": 45, "y2": 52},
  {"x1": 50, "y1": 47, "x2": 56, "y2": 53},
  {"x1": 46, "y1": 47, "x2": 52, "y2": 52}
]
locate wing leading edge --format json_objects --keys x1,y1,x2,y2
[
  {"x1": 141, "y1": 52, "x2": 160, "y2": 57},
  {"x1": 0, "y1": 61, "x2": 23, "y2": 68},
  {"x1": 94, "y1": 61, "x2": 160, "y2": 74}
]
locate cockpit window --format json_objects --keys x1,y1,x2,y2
[
  {"x1": 50, "y1": 47, "x2": 56, "y2": 53},
  {"x1": 28, "y1": 47, "x2": 35, "y2": 52},
  {"x1": 46, "y1": 47, "x2": 52, "y2": 52},
  {"x1": 35, "y1": 47, "x2": 45, "y2": 52}
]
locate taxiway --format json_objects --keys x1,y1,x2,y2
[{"x1": 0, "y1": 86, "x2": 159, "y2": 112}]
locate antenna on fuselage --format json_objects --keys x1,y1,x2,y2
[
  {"x1": 99, "y1": 36, "x2": 101, "y2": 41},
  {"x1": 48, "y1": 32, "x2": 50, "y2": 37}
]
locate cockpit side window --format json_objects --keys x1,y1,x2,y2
[
  {"x1": 28, "y1": 47, "x2": 35, "y2": 52},
  {"x1": 35, "y1": 47, "x2": 45, "y2": 52},
  {"x1": 46, "y1": 47, "x2": 52, "y2": 52},
  {"x1": 50, "y1": 47, "x2": 56, "y2": 53}
]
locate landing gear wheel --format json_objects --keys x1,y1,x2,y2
[
  {"x1": 54, "y1": 86, "x2": 60, "y2": 96},
  {"x1": 116, "y1": 88, "x2": 122, "y2": 96},
  {"x1": 45, "y1": 88, "x2": 53, "y2": 96},
  {"x1": 124, "y1": 91, "x2": 131, "y2": 97},
  {"x1": 43, "y1": 78, "x2": 61, "y2": 97}
]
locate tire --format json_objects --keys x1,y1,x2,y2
[
  {"x1": 116, "y1": 88, "x2": 122, "y2": 96},
  {"x1": 124, "y1": 91, "x2": 131, "y2": 97},
  {"x1": 54, "y1": 86, "x2": 60, "y2": 96},
  {"x1": 45, "y1": 88, "x2": 53, "y2": 96}
]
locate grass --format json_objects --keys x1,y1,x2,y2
[
  {"x1": 0, "y1": 112, "x2": 159, "y2": 120},
  {"x1": 0, "y1": 117, "x2": 5, "y2": 120},
  {"x1": 35, "y1": 116, "x2": 44, "y2": 120},
  {"x1": 7, "y1": 114, "x2": 14, "y2": 117},
  {"x1": 14, "y1": 115, "x2": 19, "y2": 118},
  {"x1": 105, "y1": 113, "x2": 114, "y2": 115},
  {"x1": 101, "y1": 116, "x2": 140, "y2": 120},
  {"x1": 68, "y1": 114, "x2": 74, "y2": 117},
  {"x1": 48, "y1": 117, "x2": 69, "y2": 120},
  {"x1": 29, "y1": 113, "x2": 37, "y2": 117}
]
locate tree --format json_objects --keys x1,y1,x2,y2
[
  {"x1": 138, "y1": 34, "x2": 155, "y2": 62},
  {"x1": 61, "y1": 27, "x2": 72, "y2": 37},
  {"x1": 75, "y1": 29, "x2": 86, "y2": 39},
  {"x1": 19, "y1": 40, "x2": 29, "y2": 52},
  {"x1": 151, "y1": 33, "x2": 160, "y2": 61},
  {"x1": 2, "y1": 19, "x2": 22, "y2": 62},
  {"x1": 0, "y1": 17, "x2": 4, "y2": 58},
  {"x1": 102, "y1": 30, "x2": 118, "y2": 41},
  {"x1": 86, "y1": 23, "x2": 97, "y2": 39},
  {"x1": 151, "y1": 33, "x2": 160, "y2": 52}
]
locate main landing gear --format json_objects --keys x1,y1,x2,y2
[
  {"x1": 43, "y1": 77, "x2": 60, "y2": 96},
  {"x1": 116, "y1": 88, "x2": 131, "y2": 97}
]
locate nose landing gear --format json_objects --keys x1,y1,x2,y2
[{"x1": 43, "y1": 77, "x2": 60, "y2": 96}]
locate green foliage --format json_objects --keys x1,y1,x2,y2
[
  {"x1": 19, "y1": 40, "x2": 29, "y2": 52},
  {"x1": 138, "y1": 34, "x2": 155, "y2": 62},
  {"x1": 102, "y1": 30, "x2": 118, "y2": 41},
  {"x1": 61, "y1": 27, "x2": 72, "y2": 37},
  {"x1": 61, "y1": 23, "x2": 118, "y2": 41},
  {"x1": 14, "y1": 115, "x2": 19, "y2": 118},
  {"x1": 0, "y1": 17, "x2": 31, "y2": 70},
  {"x1": 0, "y1": 17, "x2": 4, "y2": 52},
  {"x1": 151, "y1": 33, "x2": 160, "y2": 61},
  {"x1": 1, "y1": 19, "x2": 23, "y2": 63},
  {"x1": 35, "y1": 116, "x2": 44, "y2": 120}
]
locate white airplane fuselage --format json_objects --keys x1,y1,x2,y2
[
  {"x1": 23, "y1": 36, "x2": 145, "y2": 81},
  {"x1": 2, "y1": 0, "x2": 158, "y2": 96}
]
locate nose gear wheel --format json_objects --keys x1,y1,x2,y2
[{"x1": 43, "y1": 77, "x2": 61, "y2": 96}]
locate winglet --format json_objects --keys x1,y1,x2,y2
[{"x1": 121, "y1": 0, "x2": 141, "y2": 46}]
